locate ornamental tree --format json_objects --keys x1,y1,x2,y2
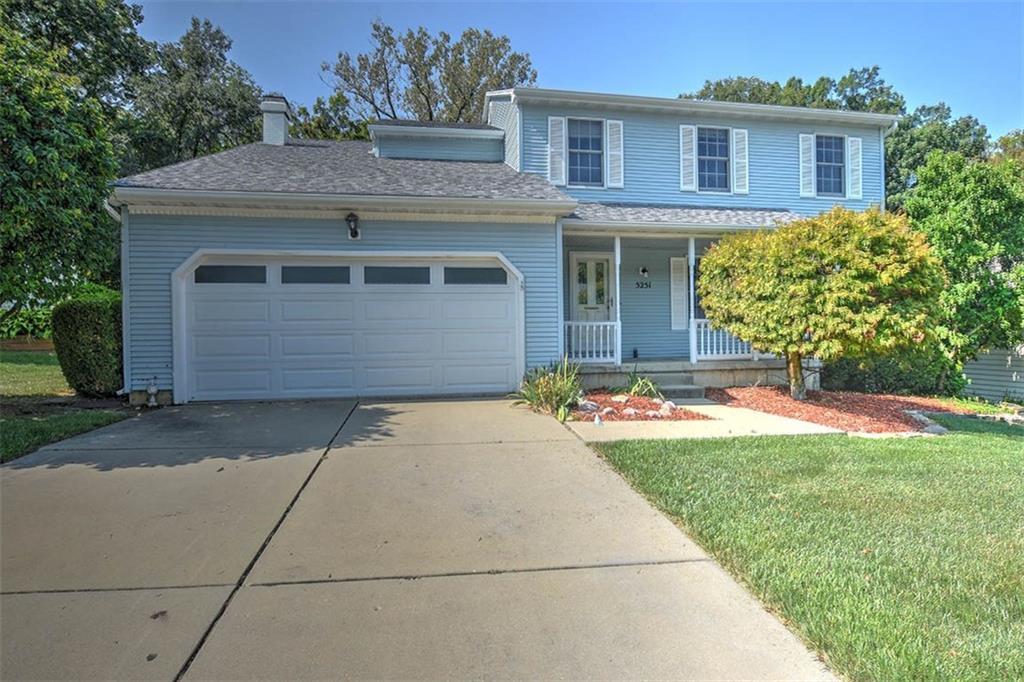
[
  {"x1": 903, "y1": 151, "x2": 1024, "y2": 390},
  {"x1": 697, "y1": 207, "x2": 943, "y2": 399}
]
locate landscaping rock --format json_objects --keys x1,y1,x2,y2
[
  {"x1": 622, "y1": 407, "x2": 638, "y2": 416},
  {"x1": 645, "y1": 410, "x2": 661, "y2": 418},
  {"x1": 601, "y1": 407, "x2": 616, "y2": 415},
  {"x1": 652, "y1": 398, "x2": 665, "y2": 405},
  {"x1": 578, "y1": 400, "x2": 600, "y2": 413},
  {"x1": 662, "y1": 400, "x2": 677, "y2": 411},
  {"x1": 610, "y1": 394, "x2": 629, "y2": 403}
]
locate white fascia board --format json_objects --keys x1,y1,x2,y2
[
  {"x1": 368, "y1": 124, "x2": 504, "y2": 140},
  {"x1": 110, "y1": 186, "x2": 577, "y2": 217},
  {"x1": 503, "y1": 87, "x2": 901, "y2": 128}
]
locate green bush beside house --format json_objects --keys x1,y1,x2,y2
[{"x1": 51, "y1": 286, "x2": 122, "y2": 397}]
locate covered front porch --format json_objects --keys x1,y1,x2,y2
[{"x1": 562, "y1": 232, "x2": 757, "y2": 366}]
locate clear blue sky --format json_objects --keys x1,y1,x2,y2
[{"x1": 137, "y1": 1, "x2": 1023, "y2": 138}]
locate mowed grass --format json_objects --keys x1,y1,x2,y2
[
  {"x1": 1, "y1": 350, "x2": 127, "y2": 462},
  {"x1": 597, "y1": 417, "x2": 1024, "y2": 681}
]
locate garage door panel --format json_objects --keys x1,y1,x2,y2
[
  {"x1": 280, "y1": 300, "x2": 354, "y2": 322},
  {"x1": 363, "y1": 364, "x2": 435, "y2": 391},
  {"x1": 186, "y1": 257, "x2": 520, "y2": 401},
  {"x1": 193, "y1": 369, "x2": 272, "y2": 394},
  {"x1": 193, "y1": 300, "x2": 269, "y2": 323},
  {"x1": 281, "y1": 334, "x2": 355, "y2": 358},
  {"x1": 442, "y1": 363, "x2": 514, "y2": 389},
  {"x1": 442, "y1": 331, "x2": 514, "y2": 355},
  {"x1": 281, "y1": 368, "x2": 355, "y2": 392},
  {"x1": 193, "y1": 334, "x2": 271, "y2": 359}
]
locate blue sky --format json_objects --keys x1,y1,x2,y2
[{"x1": 137, "y1": 1, "x2": 1022, "y2": 138}]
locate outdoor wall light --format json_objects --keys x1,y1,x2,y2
[
  {"x1": 638, "y1": 266, "x2": 649, "y2": 278},
  {"x1": 346, "y1": 212, "x2": 360, "y2": 240}
]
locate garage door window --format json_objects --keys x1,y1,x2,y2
[
  {"x1": 363, "y1": 266, "x2": 431, "y2": 285},
  {"x1": 281, "y1": 265, "x2": 350, "y2": 284},
  {"x1": 194, "y1": 265, "x2": 266, "y2": 284},
  {"x1": 443, "y1": 266, "x2": 508, "y2": 285}
]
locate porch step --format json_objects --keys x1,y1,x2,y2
[{"x1": 660, "y1": 384, "x2": 706, "y2": 400}]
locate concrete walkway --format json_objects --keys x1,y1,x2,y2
[
  {"x1": 2, "y1": 399, "x2": 832, "y2": 680},
  {"x1": 569, "y1": 401, "x2": 841, "y2": 442}
]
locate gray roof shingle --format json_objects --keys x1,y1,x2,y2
[
  {"x1": 114, "y1": 140, "x2": 569, "y2": 202},
  {"x1": 569, "y1": 202, "x2": 800, "y2": 227}
]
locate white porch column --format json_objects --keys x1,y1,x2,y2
[
  {"x1": 556, "y1": 219, "x2": 565, "y2": 360},
  {"x1": 614, "y1": 235, "x2": 622, "y2": 365},
  {"x1": 688, "y1": 237, "x2": 697, "y2": 364}
]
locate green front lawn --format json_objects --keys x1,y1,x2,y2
[
  {"x1": 1, "y1": 350, "x2": 128, "y2": 462},
  {"x1": 597, "y1": 417, "x2": 1024, "y2": 681}
]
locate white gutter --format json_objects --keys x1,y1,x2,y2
[
  {"x1": 368, "y1": 124, "x2": 503, "y2": 140},
  {"x1": 561, "y1": 219, "x2": 787, "y2": 233},
  {"x1": 110, "y1": 186, "x2": 578, "y2": 217},
  {"x1": 497, "y1": 87, "x2": 901, "y2": 128},
  {"x1": 104, "y1": 199, "x2": 122, "y2": 223}
]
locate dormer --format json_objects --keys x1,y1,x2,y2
[{"x1": 369, "y1": 120, "x2": 505, "y2": 162}]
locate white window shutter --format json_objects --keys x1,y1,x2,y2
[
  {"x1": 799, "y1": 133, "x2": 815, "y2": 197},
  {"x1": 679, "y1": 125, "x2": 697, "y2": 191},
  {"x1": 670, "y1": 258, "x2": 689, "y2": 330},
  {"x1": 548, "y1": 117, "x2": 566, "y2": 185},
  {"x1": 847, "y1": 136, "x2": 863, "y2": 199},
  {"x1": 732, "y1": 128, "x2": 749, "y2": 195},
  {"x1": 606, "y1": 119, "x2": 624, "y2": 188}
]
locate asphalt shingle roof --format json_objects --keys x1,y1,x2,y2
[
  {"x1": 115, "y1": 140, "x2": 569, "y2": 202},
  {"x1": 570, "y1": 202, "x2": 800, "y2": 227}
]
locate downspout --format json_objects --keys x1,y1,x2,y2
[
  {"x1": 881, "y1": 119, "x2": 899, "y2": 212},
  {"x1": 115, "y1": 202, "x2": 131, "y2": 398}
]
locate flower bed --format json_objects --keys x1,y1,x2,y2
[
  {"x1": 707, "y1": 386, "x2": 975, "y2": 433},
  {"x1": 573, "y1": 392, "x2": 712, "y2": 422}
]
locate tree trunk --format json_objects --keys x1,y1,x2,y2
[{"x1": 786, "y1": 351, "x2": 807, "y2": 401}]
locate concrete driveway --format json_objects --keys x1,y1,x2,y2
[{"x1": 1, "y1": 399, "x2": 831, "y2": 680}]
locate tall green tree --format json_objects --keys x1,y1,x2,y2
[
  {"x1": 324, "y1": 20, "x2": 537, "y2": 123},
  {"x1": 697, "y1": 208, "x2": 943, "y2": 400},
  {"x1": 904, "y1": 152, "x2": 1024, "y2": 389},
  {"x1": 886, "y1": 104, "x2": 989, "y2": 207},
  {"x1": 683, "y1": 67, "x2": 991, "y2": 209},
  {"x1": 121, "y1": 18, "x2": 261, "y2": 174},
  {"x1": 992, "y1": 129, "x2": 1024, "y2": 164},
  {"x1": 3, "y1": 0, "x2": 152, "y2": 108},
  {"x1": 0, "y1": 27, "x2": 118, "y2": 321},
  {"x1": 684, "y1": 67, "x2": 906, "y2": 114},
  {"x1": 291, "y1": 92, "x2": 368, "y2": 141}
]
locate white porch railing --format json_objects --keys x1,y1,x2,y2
[
  {"x1": 695, "y1": 319, "x2": 753, "y2": 359},
  {"x1": 565, "y1": 321, "x2": 619, "y2": 363}
]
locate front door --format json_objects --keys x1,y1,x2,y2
[{"x1": 571, "y1": 252, "x2": 615, "y2": 321}]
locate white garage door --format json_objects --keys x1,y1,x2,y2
[{"x1": 184, "y1": 257, "x2": 521, "y2": 401}]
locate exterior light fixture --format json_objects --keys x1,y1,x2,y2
[
  {"x1": 639, "y1": 266, "x2": 649, "y2": 278},
  {"x1": 346, "y1": 212, "x2": 360, "y2": 240}
]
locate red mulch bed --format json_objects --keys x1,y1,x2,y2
[
  {"x1": 706, "y1": 386, "x2": 971, "y2": 433},
  {"x1": 572, "y1": 392, "x2": 712, "y2": 422}
]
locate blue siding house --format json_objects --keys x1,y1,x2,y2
[{"x1": 109, "y1": 88, "x2": 899, "y2": 404}]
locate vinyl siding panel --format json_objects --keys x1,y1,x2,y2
[
  {"x1": 375, "y1": 135, "x2": 503, "y2": 162},
  {"x1": 125, "y1": 214, "x2": 559, "y2": 392},
  {"x1": 488, "y1": 100, "x2": 520, "y2": 170},
  {"x1": 964, "y1": 348, "x2": 1024, "y2": 402},
  {"x1": 521, "y1": 105, "x2": 884, "y2": 215}
]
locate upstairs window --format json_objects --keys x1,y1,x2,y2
[
  {"x1": 567, "y1": 119, "x2": 603, "y2": 187},
  {"x1": 816, "y1": 135, "x2": 845, "y2": 196},
  {"x1": 697, "y1": 127, "x2": 730, "y2": 191}
]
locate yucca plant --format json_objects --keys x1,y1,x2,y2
[
  {"x1": 513, "y1": 357, "x2": 583, "y2": 422},
  {"x1": 626, "y1": 365, "x2": 663, "y2": 399}
]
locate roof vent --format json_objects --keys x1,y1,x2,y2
[{"x1": 260, "y1": 93, "x2": 292, "y2": 145}]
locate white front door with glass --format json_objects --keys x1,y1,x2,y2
[{"x1": 571, "y1": 252, "x2": 615, "y2": 321}]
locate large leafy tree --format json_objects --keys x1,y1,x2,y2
[
  {"x1": 697, "y1": 208, "x2": 943, "y2": 399},
  {"x1": 324, "y1": 20, "x2": 536, "y2": 123},
  {"x1": 3, "y1": 0, "x2": 152, "y2": 108},
  {"x1": 992, "y1": 129, "x2": 1024, "y2": 164},
  {"x1": 0, "y1": 27, "x2": 118, "y2": 321},
  {"x1": 903, "y1": 152, "x2": 1024, "y2": 389},
  {"x1": 121, "y1": 18, "x2": 261, "y2": 174},
  {"x1": 683, "y1": 67, "x2": 991, "y2": 208},
  {"x1": 291, "y1": 92, "x2": 368, "y2": 141},
  {"x1": 684, "y1": 67, "x2": 906, "y2": 114}
]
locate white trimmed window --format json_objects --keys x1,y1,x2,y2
[
  {"x1": 567, "y1": 118, "x2": 604, "y2": 187},
  {"x1": 815, "y1": 135, "x2": 845, "y2": 197},
  {"x1": 697, "y1": 127, "x2": 730, "y2": 192}
]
